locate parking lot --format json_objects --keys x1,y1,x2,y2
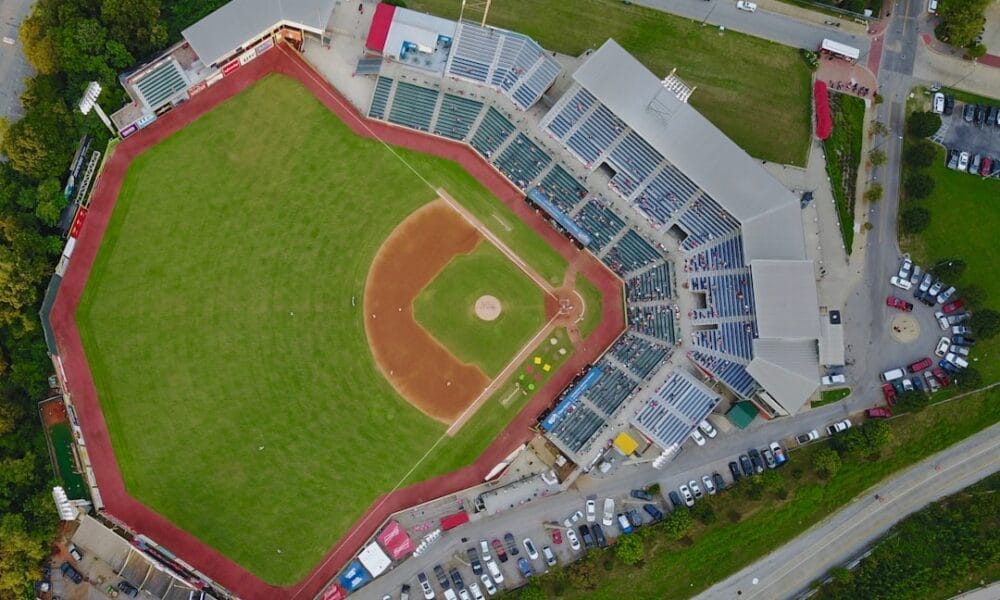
[{"x1": 934, "y1": 94, "x2": 1000, "y2": 176}]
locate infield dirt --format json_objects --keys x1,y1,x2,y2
[{"x1": 364, "y1": 200, "x2": 492, "y2": 422}]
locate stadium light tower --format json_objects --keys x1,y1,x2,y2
[
  {"x1": 78, "y1": 81, "x2": 116, "y2": 136},
  {"x1": 459, "y1": 0, "x2": 492, "y2": 26}
]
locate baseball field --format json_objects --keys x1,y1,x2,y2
[{"x1": 75, "y1": 74, "x2": 575, "y2": 584}]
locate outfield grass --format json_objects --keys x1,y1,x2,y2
[
  {"x1": 519, "y1": 388, "x2": 1000, "y2": 598},
  {"x1": 822, "y1": 92, "x2": 866, "y2": 252},
  {"x1": 574, "y1": 275, "x2": 604, "y2": 340},
  {"x1": 413, "y1": 242, "x2": 547, "y2": 376},
  {"x1": 900, "y1": 145, "x2": 1000, "y2": 383},
  {"x1": 407, "y1": 0, "x2": 812, "y2": 165},
  {"x1": 76, "y1": 74, "x2": 569, "y2": 584},
  {"x1": 405, "y1": 328, "x2": 573, "y2": 485}
]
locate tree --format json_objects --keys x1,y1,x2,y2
[
  {"x1": 813, "y1": 448, "x2": 842, "y2": 479},
  {"x1": 864, "y1": 183, "x2": 883, "y2": 202},
  {"x1": 760, "y1": 469, "x2": 785, "y2": 494},
  {"x1": 959, "y1": 284, "x2": 986, "y2": 310},
  {"x1": 869, "y1": 120, "x2": 888, "y2": 137},
  {"x1": 861, "y1": 420, "x2": 892, "y2": 453},
  {"x1": 895, "y1": 389, "x2": 931, "y2": 412},
  {"x1": 955, "y1": 368, "x2": 982, "y2": 391},
  {"x1": 907, "y1": 111, "x2": 942, "y2": 138},
  {"x1": 614, "y1": 532, "x2": 644, "y2": 565},
  {"x1": 965, "y1": 43, "x2": 987, "y2": 59},
  {"x1": 904, "y1": 139, "x2": 938, "y2": 168},
  {"x1": 904, "y1": 172, "x2": 936, "y2": 199},
  {"x1": 661, "y1": 507, "x2": 694, "y2": 540},
  {"x1": 901, "y1": 207, "x2": 931, "y2": 233},
  {"x1": 968, "y1": 309, "x2": 1000, "y2": 338},
  {"x1": 18, "y1": 12, "x2": 59, "y2": 75},
  {"x1": 101, "y1": 0, "x2": 168, "y2": 57},
  {"x1": 929, "y1": 258, "x2": 966, "y2": 281},
  {"x1": 691, "y1": 500, "x2": 717, "y2": 524},
  {"x1": 937, "y1": 0, "x2": 991, "y2": 48},
  {"x1": 869, "y1": 149, "x2": 887, "y2": 166}
]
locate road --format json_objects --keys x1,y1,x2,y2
[
  {"x1": 0, "y1": 0, "x2": 34, "y2": 123},
  {"x1": 696, "y1": 419, "x2": 1000, "y2": 600},
  {"x1": 634, "y1": 0, "x2": 869, "y2": 53}
]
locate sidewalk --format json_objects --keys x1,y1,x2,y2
[{"x1": 914, "y1": 42, "x2": 1000, "y2": 98}]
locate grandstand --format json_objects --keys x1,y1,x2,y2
[{"x1": 631, "y1": 370, "x2": 720, "y2": 451}]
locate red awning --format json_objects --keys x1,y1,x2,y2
[
  {"x1": 322, "y1": 583, "x2": 346, "y2": 600},
  {"x1": 814, "y1": 80, "x2": 832, "y2": 140},
  {"x1": 365, "y1": 3, "x2": 396, "y2": 52},
  {"x1": 377, "y1": 520, "x2": 415, "y2": 561},
  {"x1": 440, "y1": 511, "x2": 470, "y2": 531}
]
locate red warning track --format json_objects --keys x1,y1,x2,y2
[{"x1": 49, "y1": 44, "x2": 625, "y2": 600}]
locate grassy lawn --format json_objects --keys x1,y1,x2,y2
[
  {"x1": 822, "y1": 92, "x2": 866, "y2": 252},
  {"x1": 49, "y1": 423, "x2": 87, "y2": 500},
  {"x1": 814, "y1": 387, "x2": 852, "y2": 407},
  {"x1": 405, "y1": 328, "x2": 573, "y2": 485},
  {"x1": 519, "y1": 387, "x2": 1000, "y2": 598},
  {"x1": 574, "y1": 274, "x2": 604, "y2": 340},
  {"x1": 413, "y1": 241, "x2": 548, "y2": 376},
  {"x1": 407, "y1": 0, "x2": 812, "y2": 165},
  {"x1": 76, "y1": 74, "x2": 569, "y2": 585},
  {"x1": 900, "y1": 145, "x2": 1000, "y2": 383}
]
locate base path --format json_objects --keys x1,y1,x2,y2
[
  {"x1": 364, "y1": 200, "x2": 489, "y2": 423},
  {"x1": 695, "y1": 421, "x2": 1000, "y2": 600},
  {"x1": 48, "y1": 43, "x2": 625, "y2": 600}
]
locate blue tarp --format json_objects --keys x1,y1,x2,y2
[
  {"x1": 339, "y1": 560, "x2": 372, "y2": 592},
  {"x1": 541, "y1": 366, "x2": 604, "y2": 431},
  {"x1": 526, "y1": 187, "x2": 592, "y2": 247}
]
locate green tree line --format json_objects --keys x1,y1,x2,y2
[{"x1": 0, "y1": 1, "x2": 225, "y2": 596}]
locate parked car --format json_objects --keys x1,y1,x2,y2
[
  {"x1": 947, "y1": 312, "x2": 970, "y2": 325},
  {"x1": 952, "y1": 325, "x2": 971, "y2": 335},
  {"x1": 947, "y1": 149, "x2": 960, "y2": 169},
  {"x1": 563, "y1": 510, "x2": 583, "y2": 527},
  {"x1": 690, "y1": 429, "x2": 707, "y2": 446},
  {"x1": 890, "y1": 276, "x2": 913, "y2": 291},
  {"x1": 479, "y1": 540, "x2": 491, "y2": 563},
  {"x1": 907, "y1": 357, "x2": 933, "y2": 373},
  {"x1": 517, "y1": 558, "x2": 533, "y2": 579},
  {"x1": 627, "y1": 508, "x2": 643, "y2": 528},
  {"x1": 953, "y1": 334, "x2": 976, "y2": 347},
  {"x1": 578, "y1": 525, "x2": 595, "y2": 549},
  {"x1": 866, "y1": 407, "x2": 893, "y2": 419},
  {"x1": 827, "y1": 419, "x2": 852, "y2": 435},
  {"x1": 924, "y1": 370, "x2": 941, "y2": 392},
  {"x1": 769, "y1": 442, "x2": 787, "y2": 466},
  {"x1": 937, "y1": 286, "x2": 957, "y2": 304},
  {"x1": 935, "y1": 336, "x2": 951, "y2": 357},
  {"x1": 761, "y1": 448, "x2": 777, "y2": 469},
  {"x1": 918, "y1": 273, "x2": 933, "y2": 294},
  {"x1": 713, "y1": 472, "x2": 727, "y2": 491},
  {"x1": 902, "y1": 378, "x2": 915, "y2": 392},
  {"x1": 468, "y1": 547, "x2": 482, "y2": 575},
  {"x1": 434, "y1": 565, "x2": 450, "y2": 590},
  {"x1": 468, "y1": 582, "x2": 485, "y2": 600},
  {"x1": 945, "y1": 352, "x2": 969, "y2": 368},
  {"x1": 958, "y1": 151, "x2": 970, "y2": 171},
  {"x1": 936, "y1": 311, "x2": 950, "y2": 330},
  {"x1": 736, "y1": 0, "x2": 757, "y2": 11},
  {"x1": 881, "y1": 383, "x2": 897, "y2": 405},
  {"x1": 933, "y1": 367, "x2": 951, "y2": 387},
  {"x1": 616, "y1": 513, "x2": 633, "y2": 534},
  {"x1": 585, "y1": 498, "x2": 596, "y2": 522},
  {"x1": 522, "y1": 538, "x2": 538, "y2": 560},
  {"x1": 928, "y1": 280, "x2": 945, "y2": 299},
  {"x1": 417, "y1": 572, "x2": 436, "y2": 600},
  {"x1": 60, "y1": 561, "x2": 83, "y2": 584},
  {"x1": 939, "y1": 358, "x2": 960, "y2": 374},
  {"x1": 702, "y1": 474, "x2": 716, "y2": 495},
  {"x1": 739, "y1": 454, "x2": 754, "y2": 477},
  {"x1": 630, "y1": 488, "x2": 653, "y2": 501},
  {"x1": 503, "y1": 533, "x2": 519, "y2": 556},
  {"x1": 668, "y1": 490, "x2": 684, "y2": 509},
  {"x1": 897, "y1": 258, "x2": 913, "y2": 280},
  {"x1": 491, "y1": 538, "x2": 508, "y2": 563},
  {"x1": 592, "y1": 524, "x2": 608, "y2": 548},
  {"x1": 748, "y1": 448, "x2": 765, "y2": 473},
  {"x1": 981, "y1": 156, "x2": 994, "y2": 176},
  {"x1": 886, "y1": 296, "x2": 914, "y2": 312},
  {"x1": 479, "y1": 575, "x2": 496, "y2": 597},
  {"x1": 951, "y1": 343, "x2": 970, "y2": 357},
  {"x1": 602, "y1": 498, "x2": 615, "y2": 527},
  {"x1": 795, "y1": 430, "x2": 820, "y2": 444},
  {"x1": 932, "y1": 92, "x2": 945, "y2": 113},
  {"x1": 689, "y1": 479, "x2": 704, "y2": 499},
  {"x1": 962, "y1": 104, "x2": 975, "y2": 122},
  {"x1": 550, "y1": 529, "x2": 562, "y2": 545},
  {"x1": 449, "y1": 569, "x2": 464, "y2": 591},
  {"x1": 698, "y1": 419, "x2": 718, "y2": 438},
  {"x1": 487, "y1": 560, "x2": 504, "y2": 585},
  {"x1": 643, "y1": 503, "x2": 663, "y2": 522},
  {"x1": 678, "y1": 485, "x2": 695, "y2": 507},
  {"x1": 542, "y1": 545, "x2": 557, "y2": 567},
  {"x1": 969, "y1": 154, "x2": 982, "y2": 174},
  {"x1": 821, "y1": 373, "x2": 847, "y2": 385},
  {"x1": 944, "y1": 94, "x2": 955, "y2": 115},
  {"x1": 68, "y1": 544, "x2": 83, "y2": 562},
  {"x1": 566, "y1": 528, "x2": 581, "y2": 551},
  {"x1": 729, "y1": 461, "x2": 742, "y2": 481}
]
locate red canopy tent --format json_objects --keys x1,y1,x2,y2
[
  {"x1": 377, "y1": 520, "x2": 415, "y2": 561},
  {"x1": 365, "y1": 3, "x2": 396, "y2": 53},
  {"x1": 440, "y1": 511, "x2": 470, "y2": 531},
  {"x1": 814, "y1": 80, "x2": 832, "y2": 140}
]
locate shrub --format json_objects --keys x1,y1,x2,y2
[
  {"x1": 907, "y1": 111, "x2": 942, "y2": 138},
  {"x1": 955, "y1": 367, "x2": 982, "y2": 391},
  {"x1": 904, "y1": 172, "x2": 935, "y2": 199},
  {"x1": 813, "y1": 448, "x2": 842, "y2": 479},
  {"x1": 901, "y1": 207, "x2": 931, "y2": 233},
  {"x1": 614, "y1": 533, "x2": 644, "y2": 565},
  {"x1": 864, "y1": 183, "x2": 883, "y2": 202},
  {"x1": 968, "y1": 309, "x2": 1000, "y2": 338},
  {"x1": 895, "y1": 389, "x2": 931, "y2": 412}
]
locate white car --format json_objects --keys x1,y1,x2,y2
[
  {"x1": 458, "y1": 589, "x2": 471, "y2": 600},
  {"x1": 541, "y1": 545, "x2": 557, "y2": 567},
  {"x1": 702, "y1": 474, "x2": 716, "y2": 495},
  {"x1": 486, "y1": 560, "x2": 503, "y2": 584},
  {"x1": 602, "y1": 498, "x2": 615, "y2": 527},
  {"x1": 902, "y1": 378, "x2": 914, "y2": 392},
  {"x1": 468, "y1": 582, "x2": 485, "y2": 600},
  {"x1": 935, "y1": 337, "x2": 951, "y2": 357},
  {"x1": 932, "y1": 92, "x2": 945, "y2": 114},
  {"x1": 678, "y1": 484, "x2": 695, "y2": 507},
  {"x1": 563, "y1": 510, "x2": 583, "y2": 528},
  {"x1": 890, "y1": 276, "x2": 913, "y2": 291},
  {"x1": 937, "y1": 286, "x2": 956, "y2": 304},
  {"x1": 897, "y1": 258, "x2": 913, "y2": 280},
  {"x1": 479, "y1": 574, "x2": 497, "y2": 596},
  {"x1": 522, "y1": 538, "x2": 538, "y2": 560},
  {"x1": 951, "y1": 344, "x2": 970, "y2": 357},
  {"x1": 690, "y1": 429, "x2": 707, "y2": 446},
  {"x1": 958, "y1": 152, "x2": 970, "y2": 172},
  {"x1": 826, "y1": 419, "x2": 852, "y2": 435},
  {"x1": 698, "y1": 419, "x2": 718, "y2": 438},
  {"x1": 928, "y1": 280, "x2": 945, "y2": 298},
  {"x1": 936, "y1": 311, "x2": 950, "y2": 330},
  {"x1": 566, "y1": 527, "x2": 581, "y2": 551},
  {"x1": 821, "y1": 374, "x2": 847, "y2": 385},
  {"x1": 689, "y1": 479, "x2": 703, "y2": 499},
  {"x1": 480, "y1": 540, "x2": 491, "y2": 563},
  {"x1": 736, "y1": 0, "x2": 757, "y2": 11},
  {"x1": 586, "y1": 498, "x2": 596, "y2": 522}
]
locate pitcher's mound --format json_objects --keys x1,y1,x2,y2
[{"x1": 475, "y1": 295, "x2": 502, "y2": 321}]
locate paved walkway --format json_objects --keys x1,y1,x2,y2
[{"x1": 695, "y1": 419, "x2": 1000, "y2": 600}]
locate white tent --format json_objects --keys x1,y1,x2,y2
[
  {"x1": 821, "y1": 38, "x2": 861, "y2": 61},
  {"x1": 357, "y1": 542, "x2": 391, "y2": 578}
]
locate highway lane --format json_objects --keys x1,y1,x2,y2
[
  {"x1": 633, "y1": 0, "x2": 869, "y2": 52},
  {"x1": 695, "y1": 419, "x2": 1000, "y2": 600},
  {"x1": 0, "y1": 0, "x2": 34, "y2": 124}
]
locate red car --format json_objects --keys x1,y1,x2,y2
[
  {"x1": 907, "y1": 357, "x2": 933, "y2": 373},
  {"x1": 981, "y1": 156, "x2": 993, "y2": 177},
  {"x1": 886, "y1": 296, "x2": 913, "y2": 312},
  {"x1": 866, "y1": 407, "x2": 893, "y2": 419},
  {"x1": 491, "y1": 538, "x2": 508, "y2": 563},
  {"x1": 942, "y1": 299, "x2": 965, "y2": 314},
  {"x1": 932, "y1": 368, "x2": 951, "y2": 387},
  {"x1": 551, "y1": 529, "x2": 563, "y2": 545},
  {"x1": 881, "y1": 383, "x2": 896, "y2": 405}
]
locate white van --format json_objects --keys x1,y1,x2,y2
[
  {"x1": 486, "y1": 559, "x2": 504, "y2": 584},
  {"x1": 928, "y1": 0, "x2": 938, "y2": 13},
  {"x1": 945, "y1": 353, "x2": 969, "y2": 369},
  {"x1": 879, "y1": 368, "x2": 905, "y2": 382}
]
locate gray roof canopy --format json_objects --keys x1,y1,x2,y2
[{"x1": 183, "y1": 0, "x2": 335, "y2": 66}]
